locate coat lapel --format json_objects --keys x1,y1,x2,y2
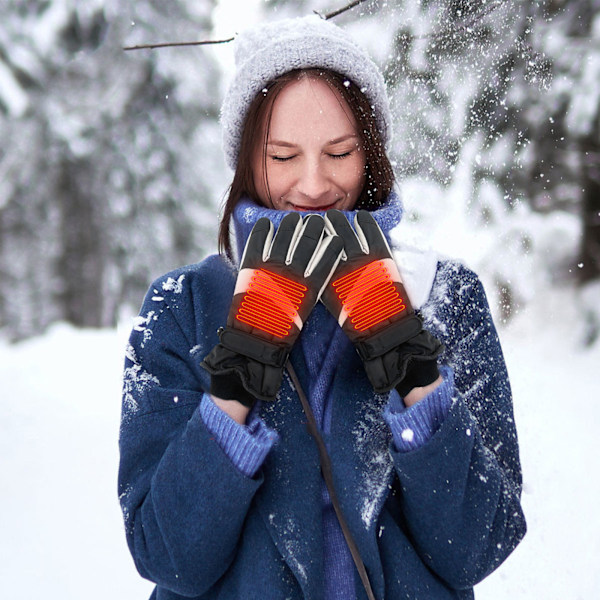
[
  {"x1": 327, "y1": 343, "x2": 395, "y2": 600},
  {"x1": 255, "y1": 344, "x2": 325, "y2": 600}
]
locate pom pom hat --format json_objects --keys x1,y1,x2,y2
[{"x1": 221, "y1": 15, "x2": 392, "y2": 170}]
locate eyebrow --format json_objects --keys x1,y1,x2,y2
[{"x1": 267, "y1": 134, "x2": 359, "y2": 147}]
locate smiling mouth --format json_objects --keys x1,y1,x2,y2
[{"x1": 291, "y1": 200, "x2": 339, "y2": 212}]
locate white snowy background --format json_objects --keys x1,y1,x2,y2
[{"x1": 1, "y1": 0, "x2": 600, "y2": 598}]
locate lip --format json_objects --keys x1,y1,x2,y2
[{"x1": 291, "y1": 199, "x2": 340, "y2": 212}]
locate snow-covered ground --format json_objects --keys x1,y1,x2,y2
[{"x1": 1, "y1": 285, "x2": 599, "y2": 598}]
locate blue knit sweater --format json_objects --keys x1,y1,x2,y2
[
  {"x1": 118, "y1": 195, "x2": 526, "y2": 599},
  {"x1": 201, "y1": 195, "x2": 454, "y2": 599}
]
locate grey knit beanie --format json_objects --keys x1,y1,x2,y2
[{"x1": 221, "y1": 15, "x2": 392, "y2": 171}]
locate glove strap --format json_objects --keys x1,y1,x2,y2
[
  {"x1": 219, "y1": 327, "x2": 289, "y2": 368},
  {"x1": 354, "y1": 314, "x2": 423, "y2": 361}
]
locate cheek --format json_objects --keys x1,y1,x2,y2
[
  {"x1": 264, "y1": 165, "x2": 293, "y2": 197},
  {"x1": 340, "y1": 158, "x2": 366, "y2": 195},
  {"x1": 253, "y1": 158, "x2": 286, "y2": 207}
]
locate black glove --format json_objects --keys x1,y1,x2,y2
[
  {"x1": 201, "y1": 212, "x2": 343, "y2": 406},
  {"x1": 321, "y1": 210, "x2": 443, "y2": 397}
]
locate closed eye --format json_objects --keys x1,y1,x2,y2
[
  {"x1": 329, "y1": 151, "x2": 353, "y2": 160},
  {"x1": 270, "y1": 155, "x2": 296, "y2": 162}
]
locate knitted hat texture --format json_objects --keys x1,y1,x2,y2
[{"x1": 221, "y1": 15, "x2": 392, "y2": 170}]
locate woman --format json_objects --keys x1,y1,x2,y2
[{"x1": 119, "y1": 15, "x2": 526, "y2": 600}]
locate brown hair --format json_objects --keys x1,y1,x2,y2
[{"x1": 218, "y1": 68, "x2": 395, "y2": 259}]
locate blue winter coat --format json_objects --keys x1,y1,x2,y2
[{"x1": 118, "y1": 251, "x2": 526, "y2": 600}]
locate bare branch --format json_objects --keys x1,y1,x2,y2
[
  {"x1": 122, "y1": 0, "x2": 503, "y2": 53},
  {"x1": 123, "y1": 37, "x2": 234, "y2": 52},
  {"x1": 314, "y1": 0, "x2": 371, "y2": 20},
  {"x1": 122, "y1": 0, "x2": 373, "y2": 52}
]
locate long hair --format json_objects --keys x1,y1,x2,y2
[{"x1": 218, "y1": 68, "x2": 395, "y2": 260}]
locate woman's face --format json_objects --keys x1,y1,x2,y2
[{"x1": 252, "y1": 76, "x2": 366, "y2": 212}]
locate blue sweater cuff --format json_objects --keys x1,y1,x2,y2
[
  {"x1": 383, "y1": 366, "x2": 454, "y2": 452},
  {"x1": 200, "y1": 394, "x2": 279, "y2": 477}
]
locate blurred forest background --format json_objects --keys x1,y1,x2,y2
[
  {"x1": 2, "y1": 2, "x2": 600, "y2": 598},
  {"x1": 1, "y1": 0, "x2": 599, "y2": 343}
]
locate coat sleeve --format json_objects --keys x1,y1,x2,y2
[
  {"x1": 118, "y1": 272, "x2": 267, "y2": 597},
  {"x1": 390, "y1": 264, "x2": 526, "y2": 590}
]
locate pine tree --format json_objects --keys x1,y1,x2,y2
[{"x1": 0, "y1": 0, "x2": 225, "y2": 339}]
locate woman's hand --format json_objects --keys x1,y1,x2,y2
[
  {"x1": 201, "y1": 212, "x2": 344, "y2": 407},
  {"x1": 403, "y1": 374, "x2": 443, "y2": 407},
  {"x1": 211, "y1": 395, "x2": 251, "y2": 425},
  {"x1": 321, "y1": 210, "x2": 443, "y2": 397}
]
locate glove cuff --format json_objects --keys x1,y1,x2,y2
[
  {"x1": 209, "y1": 371, "x2": 258, "y2": 407},
  {"x1": 201, "y1": 349, "x2": 284, "y2": 403},
  {"x1": 361, "y1": 330, "x2": 444, "y2": 393},
  {"x1": 219, "y1": 327, "x2": 289, "y2": 367},
  {"x1": 395, "y1": 358, "x2": 441, "y2": 397},
  {"x1": 354, "y1": 314, "x2": 423, "y2": 361}
]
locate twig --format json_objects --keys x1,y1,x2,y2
[
  {"x1": 123, "y1": 37, "x2": 234, "y2": 51},
  {"x1": 314, "y1": 0, "x2": 371, "y2": 20},
  {"x1": 122, "y1": 0, "x2": 501, "y2": 52},
  {"x1": 121, "y1": 0, "x2": 372, "y2": 52}
]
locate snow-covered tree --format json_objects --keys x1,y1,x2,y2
[
  {"x1": 1, "y1": 0, "x2": 597, "y2": 342},
  {"x1": 0, "y1": 0, "x2": 226, "y2": 340}
]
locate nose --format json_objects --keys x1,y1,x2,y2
[{"x1": 295, "y1": 159, "x2": 331, "y2": 201}]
